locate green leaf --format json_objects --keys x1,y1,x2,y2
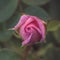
[
  {"x1": 6, "y1": 10, "x2": 21, "y2": 28},
  {"x1": 47, "y1": 20, "x2": 60, "y2": 31},
  {"x1": 0, "y1": 9, "x2": 20, "y2": 42},
  {"x1": 0, "y1": 31, "x2": 13, "y2": 42},
  {"x1": 24, "y1": 7, "x2": 49, "y2": 21},
  {"x1": 0, "y1": 49, "x2": 21, "y2": 60},
  {"x1": 53, "y1": 28, "x2": 60, "y2": 44},
  {"x1": 0, "y1": 0, "x2": 18, "y2": 22},
  {"x1": 6, "y1": 10, "x2": 21, "y2": 38},
  {"x1": 22, "y1": 0, "x2": 50, "y2": 6},
  {"x1": 37, "y1": 43, "x2": 54, "y2": 57}
]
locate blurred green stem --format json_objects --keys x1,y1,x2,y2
[{"x1": 22, "y1": 46, "x2": 31, "y2": 60}]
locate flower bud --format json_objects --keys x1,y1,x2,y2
[{"x1": 13, "y1": 15, "x2": 46, "y2": 46}]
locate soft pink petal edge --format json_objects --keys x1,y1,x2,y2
[{"x1": 14, "y1": 15, "x2": 30, "y2": 30}]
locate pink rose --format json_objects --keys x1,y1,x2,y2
[{"x1": 13, "y1": 15, "x2": 46, "y2": 46}]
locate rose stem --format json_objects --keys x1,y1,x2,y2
[{"x1": 22, "y1": 46, "x2": 31, "y2": 60}]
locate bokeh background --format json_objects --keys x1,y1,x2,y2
[{"x1": 0, "y1": 0, "x2": 60, "y2": 60}]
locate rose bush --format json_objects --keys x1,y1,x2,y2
[{"x1": 13, "y1": 15, "x2": 46, "y2": 46}]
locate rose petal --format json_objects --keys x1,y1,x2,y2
[
  {"x1": 27, "y1": 24, "x2": 41, "y2": 36},
  {"x1": 32, "y1": 16, "x2": 46, "y2": 41},
  {"x1": 23, "y1": 17, "x2": 34, "y2": 27},
  {"x1": 14, "y1": 15, "x2": 30, "y2": 30},
  {"x1": 20, "y1": 24, "x2": 31, "y2": 41},
  {"x1": 22, "y1": 33, "x2": 32, "y2": 46},
  {"x1": 28, "y1": 26, "x2": 41, "y2": 43}
]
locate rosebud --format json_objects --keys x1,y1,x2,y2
[{"x1": 13, "y1": 15, "x2": 46, "y2": 46}]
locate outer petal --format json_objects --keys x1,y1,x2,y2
[
  {"x1": 31, "y1": 16, "x2": 46, "y2": 41},
  {"x1": 14, "y1": 15, "x2": 30, "y2": 30},
  {"x1": 23, "y1": 17, "x2": 34, "y2": 27}
]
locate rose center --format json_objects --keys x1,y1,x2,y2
[{"x1": 27, "y1": 27, "x2": 31, "y2": 30}]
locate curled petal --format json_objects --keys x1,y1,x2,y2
[
  {"x1": 22, "y1": 33, "x2": 32, "y2": 46},
  {"x1": 26, "y1": 24, "x2": 41, "y2": 36},
  {"x1": 19, "y1": 24, "x2": 31, "y2": 41}
]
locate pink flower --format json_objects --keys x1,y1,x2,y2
[{"x1": 13, "y1": 15, "x2": 46, "y2": 46}]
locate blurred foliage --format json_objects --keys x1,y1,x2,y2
[
  {"x1": 47, "y1": 20, "x2": 60, "y2": 31},
  {"x1": 0, "y1": 0, "x2": 18, "y2": 22},
  {"x1": 0, "y1": 0, "x2": 60, "y2": 60},
  {"x1": 24, "y1": 7, "x2": 49, "y2": 21},
  {"x1": 53, "y1": 28, "x2": 60, "y2": 44},
  {"x1": 0, "y1": 49, "x2": 21, "y2": 60},
  {"x1": 22, "y1": 0, "x2": 50, "y2": 6}
]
